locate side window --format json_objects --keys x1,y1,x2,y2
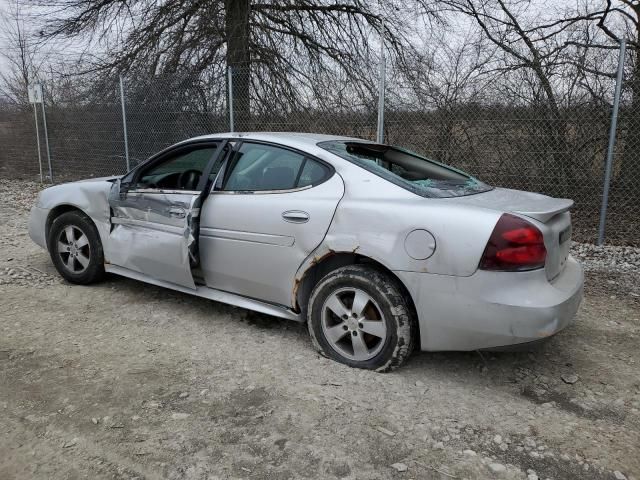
[
  {"x1": 137, "y1": 146, "x2": 217, "y2": 190},
  {"x1": 297, "y1": 159, "x2": 329, "y2": 188},
  {"x1": 224, "y1": 143, "x2": 306, "y2": 191}
]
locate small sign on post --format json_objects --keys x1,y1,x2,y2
[
  {"x1": 28, "y1": 83, "x2": 43, "y2": 103},
  {"x1": 28, "y1": 83, "x2": 53, "y2": 182}
]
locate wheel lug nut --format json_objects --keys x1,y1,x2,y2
[
  {"x1": 358, "y1": 323, "x2": 363, "y2": 329},
  {"x1": 342, "y1": 314, "x2": 348, "y2": 320},
  {"x1": 342, "y1": 325, "x2": 348, "y2": 331},
  {"x1": 352, "y1": 313, "x2": 357, "y2": 318},
  {"x1": 352, "y1": 331, "x2": 357, "y2": 336}
]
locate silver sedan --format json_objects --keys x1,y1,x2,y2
[{"x1": 28, "y1": 132, "x2": 583, "y2": 371}]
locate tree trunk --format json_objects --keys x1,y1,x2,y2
[{"x1": 225, "y1": 0, "x2": 251, "y2": 130}]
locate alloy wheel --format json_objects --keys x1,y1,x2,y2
[
  {"x1": 321, "y1": 287, "x2": 387, "y2": 361},
  {"x1": 56, "y1": 225, "x2": 91, "y2": 274}
]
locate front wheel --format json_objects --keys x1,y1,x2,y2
[
  {"x1": 47, "y1": 210, "x2": 105, "y2": 284},
  {"x1": 307, "y1": 265, "x2": 416, "y2": 372}
]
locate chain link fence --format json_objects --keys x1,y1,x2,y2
[
  {"x1": 0, "y1": 104, "x2": 42, "y2": 180},
  {"x1": 0, "y1": 45, "x2": 638, "y2": 246},
  {"x1": 44, "y1": 80, "x2": 125, "y2": 180},
  {"x1": 383, "y1": 106, "x2": 614, "y2": 244}
]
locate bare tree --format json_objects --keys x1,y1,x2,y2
[
  {"x1": 34, "y1": 0, "x2": 421, "y2": 128},
  {"x1": 394, "y1": 30, "x2": 491, "y2": 164},
  {"x1": 0, "y1": 1, "x2": 41, "y2": 104},
  {"x1": 418, "y1": 0, "x2": 620, "y2": 192},
  {"x1": 592, "y1": 0, "x2": 640, "y2": 187}
]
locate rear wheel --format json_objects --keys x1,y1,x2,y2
[
  {"x1": 307, "y1": 265, "x2": 415, "y2": 372},
  {"x1": 47, "y1": 211, "x2": 105, "y2": 284}
]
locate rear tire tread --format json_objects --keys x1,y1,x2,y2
[{"x1": 307, "y1": 265, "x2": 416, "y2": 372}]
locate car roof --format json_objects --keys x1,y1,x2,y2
[{"x1": 184, "y1": 131, "x2": 368, "y2": 148}]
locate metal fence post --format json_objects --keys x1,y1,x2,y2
[
  {"x1": 40, "y1": 85, "x2": 53, "y2": 183},
  {"x1": 597, "y1": 39, "x2": 626, "y2": 246},
  {"x1": 33, "y1": 104, "x2": 43, "y2": 183},
  {"x1": 119, "y1": 75, "x2": 131, "y2": 172},
  {"x1": 376, "y1": 21, "x2": 386, "y2": 144},
  {"x1": 228, "y1": 67, "x2": 234, "y2": 132}
]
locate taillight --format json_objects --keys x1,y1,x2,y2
[{"x1": 479, "y1": 214, "x2": 546, "y2": 271}]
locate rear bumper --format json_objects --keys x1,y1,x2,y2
[
  {"x1": 28, "y1": 206, "x2": 49, "y2": 250},
  {"x1": 395, "y1": 256, "x2": 583, "y2": 351}
]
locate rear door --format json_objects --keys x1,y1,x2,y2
[
  {"x1": 199, "y1": 141, "x2": 344, "y2": 306},
  {"x1": 107, "y1": 141, "x2": 227, "y2": 288}
]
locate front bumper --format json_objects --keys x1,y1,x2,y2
[
  {"x1": 28, "y1": 206, "x2": 50, "y2": 250},
  {"x1": 395, "y1": 256, "x2": 584, "y2": 351}
]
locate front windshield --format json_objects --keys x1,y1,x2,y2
[{"x1": 318, "y1": 140, "x2": 492, "y2": 198}]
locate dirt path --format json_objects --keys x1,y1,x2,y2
[{"x1": 1, "y1": 180, "x2": 639, "y2": 480}]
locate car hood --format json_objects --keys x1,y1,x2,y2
[
  {"x1": 37, "y1": 176, "x2": 120, "y2": 211},
  {"x1": 448, "y1": 187, "x2": 573, "y2": 223},
  {"x1": 72, "y1": 175, "x2": 121, "y2": 184}
]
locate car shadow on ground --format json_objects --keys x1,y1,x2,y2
[
  {"x1": 96, "y1": 273, "x2": 554, "y2": 377},
  {"x1": 84, "y1": 273, "x2": 598, "y2": 398}
]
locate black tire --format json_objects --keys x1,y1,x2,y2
[
  {"x1": 47, "y1": 210, "x2": 105, "y2": 284},
  {"x1": 307, "y1": 265, "x2": 416, "y2": 372}
]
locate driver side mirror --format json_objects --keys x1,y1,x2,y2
[
  {"x1": 109, "y1": 179, "x2": 131, "y2": 204},
  {"x1": 118, "y1": 181, "x2": 132, "y2": 199}
]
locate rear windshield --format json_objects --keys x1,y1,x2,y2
[{"x1": 318, "y1": 141, "x2": 492, "y2": 198}]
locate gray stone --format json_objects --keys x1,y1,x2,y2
[
  {"x1": 62, "y1": 438, "x2": 77, "y2": 448},
  {"x1": 488, "y1": 463, "x2": 506, "y2": 474},
  {"x1": 376, "y1": 426, "x2": 395, "y2": 437},
  {"x1": 390, "y1": 463, "x2": 408, "y2": 472}
]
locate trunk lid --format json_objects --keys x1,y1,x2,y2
[
  {"x1": 453, "y1": 187, "x2": 573, "y2": 222},
  {"x1": 451, "y1": 188, "x2": 573, "y2": 280}
]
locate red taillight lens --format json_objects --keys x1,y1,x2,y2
[{"x1": 479, "y1": 214, "x2": 546, "y2": 271}]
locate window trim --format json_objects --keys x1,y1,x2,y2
[
  {"x1": 214, "y1": 139, "x2": 335, "y2": 195},
  {"x1": 122, "y1": 140, "x2": 222, "y2": 192}
]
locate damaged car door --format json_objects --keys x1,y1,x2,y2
[
  {"x1": 199, "y1": 141, "x2": 344, "y2": 306},
  {"x1": 107, "y1": 141, "x2": 226, "y2": 289}
]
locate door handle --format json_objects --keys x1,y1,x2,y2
[
  {"x1": 282, "y1": 210, "x2": 310, "y2": 223},
  {"x1": 168, "y1": 207, "x2": 186, "y2": 219}
]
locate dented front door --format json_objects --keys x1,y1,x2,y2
[{"x1": 107, "y1": 181, "x2": 200, "y2": 289}]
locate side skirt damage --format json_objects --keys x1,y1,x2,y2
[{"x1": 106, "y1": 264, "x2": 302, "y2": 322}]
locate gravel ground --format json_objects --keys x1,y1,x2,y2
[{"x1": 1, "y1": 179, "x2": 639, "y2": 480}]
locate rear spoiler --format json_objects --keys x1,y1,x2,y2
[{"x1": 514, "y1": 199, "x2": 574, "y2": 223}]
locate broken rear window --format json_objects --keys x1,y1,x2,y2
[{"x1": 318, "y1": 141, "x2": 492, "y2": 198}]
